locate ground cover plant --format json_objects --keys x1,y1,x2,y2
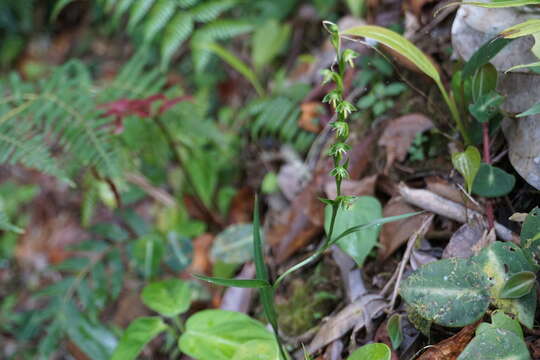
[{"x1": 1, "y1": 0, "x2": 540, "y2": 359}]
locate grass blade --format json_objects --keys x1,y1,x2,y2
[{"x1": 193, "y1": 274, "x2": 270, "y2": 288}]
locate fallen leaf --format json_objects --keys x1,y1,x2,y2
[
  {"x1": 324, "y1": 175, "x2": 377, "y2": 200},
  {"x1": 378, "y1": 114, "x2": 433, "y2": 173},
  {"x1": 220, "y1": 263, "x2": 256, "y2": 314},
  {"x1": 227, "y1": 187, "x2": 255, "y2": 224},
  {"x1": 189, "y1": 233, "x2": 214, "y2": 275},
  {"x1": 405, "y1": 0, "x2": 435, "y2": 19},
  {"x1": 308, "y1": 294, "x2": 388, "y2": 354},
  {"x1": 442, "y1": 219, "x2": 486, "y2": 259},
  {"x1": 299, "y1": 102, "x2": 323, "y2": 133},
  {"x1": 378, "y1": 197, "x2": 426, "y2": 261},
  {"x1": 426, "y1": 177, "x2": 483, "y2": 213},
  {"x1": 417, "y1": 322, "x2": 478, "y2": 360}
]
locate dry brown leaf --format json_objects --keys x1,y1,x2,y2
[
  {"x1": 299, "y1": 102, "x2": 323, "y2": 133},
  {"x1": 417, "y1": 322, "x2": 478, "y2": 360},
  {"x1": 378, "y1": 197, "x2": 426, "y2": 261},
  {"x1": 405, "y1": 0, "x2": 435, "y2": 18},
  {"x1": 227, "y1": 186, "x2": 255, "y2": 224},
  {"x1": 378, "y1": 114, "x2": 433, "y2": 173},
  {"x1": 426, "y1": 177, "x2": 483, "y2": 213},
  {"x1": 189, "y1": 233, "x2": 214, "y2": 275}
]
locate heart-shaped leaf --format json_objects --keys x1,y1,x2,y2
[
  {"x1": 500, "y1": 271, "x2": 536, "y2": 299},
  {"x1": 324, "y1": 196, "x2": 383, "y2": 266},
  {"x1": 400, "y1": 258, "x2": 490, "y2": 327},
  {"x1": 211, "y1": 223, "x2": 254, "y2": 264},
  {"x1": 457, "y1": 327, "x2": 530, "y2": 360},
  {"x1": 111, "y1": 317, "x2": 168, "y2": 360},
  {"x1": 472, "y1": 163, "x2": 515, "y2": 198},
  {"x1": 347, "y1": 343, "x2": 392, "y2": 360},
  {"x1": 452, "y1": 146, "x2": 481, "y2": 193},
  {"x1": 178, "y1": 309, "x2": 276, "y2": 360},
  {"x1": 141, "y1": 278, "x2": 192, "y2": 317}
]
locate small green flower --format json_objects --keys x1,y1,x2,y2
[
  {"x1": 328, "y1": 142, "x2": 351, "y2": 157},
  {"x1": 322, "y1": 90, "x2": 342, "y2": 108},
  {"x1": 321, "y1": 69, "x2": 337, "y2": 85},
  {"x1": 331, "y1": 121, "x2": 349, "y2": 138},
  {"x1": 336, "y1": 101, "x2": 356, "y2": 118},
  {"x1": 330, "y1": 166, "x2": 349, "y2": 181},
  {"x1": 342, "y1": 49, "x2": 359, "y2": 68}
]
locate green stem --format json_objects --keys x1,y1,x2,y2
[{"x1": 437, "y1": 82, "x2": 470, "y2": 145}]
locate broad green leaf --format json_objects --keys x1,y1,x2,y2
[
  {"x1": 472, "y1": 163, "x2": 515, "y2": 198},
  {"x1": 451, "y1": 146, "x2": 481, "y2": 193},
  {"x1": 342, "y1": 25, "x2": 440, "y2": 82},
  {"x1": 193, "y1": 274, "x2": 271, "y2": 288},
  {"x1": 133, "y1": 233, "x2": 165, "y2": 279},
  {"x1": 232, "y1": 339, "x2": 280, "y2": 360},
  {"x1": 473, "y1": 241, "x2": 537, "y2": 328},
  {"x1": 252, "y1": 20, "x2": 291, "y2": 71},
  {"x1": 178, "y1": 309, "x2": 275, "y2": 360},
  {"x1": 462, "y1": 37, "x2": 513, "y2": 79},
  {"x1": 111, "y1": 317, "x2": 168, "y2": 360},
  {"x1": 347, "y1": 343, "x2": 392, "y2": 360},
  {"x1": 142, "y1": 0, "x2": 176, "y2": 42},
  {"x1": 457, "y1": 327, "x2": 531, "y2": 360},
  {"x1": 387, "y1": 314, "x2": 403, "y2": 350},
  {"x1": 468, "y1": 91, "x2": 504, "y2": 123},
  {"x1": 517, "y1": 101, "x2": 540, "y2": 117},
  {"x1": 501, "y1": 19, "x2": 540, "y2": 39},
  {"x1": 490, "y1": 310, "x2": 524, "y2": 338},
  {"x1": 471, "y1": 64, "x2": 498, "y2": 102},
  {"x1": 400, "y1": 258, "x2": 491, "y2": 327},
  {"x1": 197, "y1": 42, "x2": 264, "y2": 96},
  {"x1": 324, "y1": 196, "x2": 382, "y2": 266},
  {"x1": 141, "y1": 278, "x2": 192, "y2": 317},
  {"x1": 62, "y1": 304, "x2": 117, "y2": 360},
  {"x1": 160, "y1": 13, "x2": 193, "y2": 69},
  {"x1": 500, "y1": 271, "x2": 536, "y2": 299},
  {"x1": 211, "y1": 223, "x2": 254, "y2": 264},
  {"x1": 521, "y1": 207, "x2": 540, "y2": 246}
]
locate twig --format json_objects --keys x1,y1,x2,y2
[
  {"x1": 125, "y1": 172, "x2": 176, "y2": 207},
  {"x1": 398, "y1": 183, "x2": 518, "y2": 242},
  {"x1": 482, "y1": 123, "x2": 495, "y2": 230},
  {"x1": 388, "y1": 215, "x2": 434, "y2": 311}
]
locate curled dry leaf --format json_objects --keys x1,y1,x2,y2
[
  {"x1": 378, "y1": 114, "x2": 433, "y2": 174},
  {"x1": 378, "y1": 197, "x2": 426, "y2": 261},
  {"x1": 417, "y1": 322, "x2": 478, "y2": 360},
  {"x1": 299, "y1": 102, "x2": 323, "y2": 133},
  {"x1": 442, "y1": 219, "x2": 486, "y2": 259},
  {"x1": 189, "y1": 233, "x2": 214, "y2": 275},
  {"x1": 425, "y1": 177, "x2": 483, "y2": 213}
]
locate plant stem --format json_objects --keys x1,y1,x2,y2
[
  {"x1": 438, "y1": 82, "x2": 471, "y2": 145},
  {"x1": 482, "y1": 122, "x2": 495, "y2": 230}
]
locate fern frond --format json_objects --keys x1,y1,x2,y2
[
  {"x1": 178, "y1": 0, "x2": 200, "y2": 9},
  {"x1": 142, "y1": 0, "x2": 176, "y2": 42},
  {"x1": 0, "y1": 210, "x2": 23, "y2": 233},
  {"x1": 160, "y1": 13, "x2": 193, "y2": 69},
  {"x1": 127, "y1": 0, "x2": 156, "y2": 31},
  {"x1": 190, "y1": 0, "x2": 238, "y2": 23}
]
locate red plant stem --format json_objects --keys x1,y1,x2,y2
[{"x1": 482, "y1": 122, "x2": 495, "y2": 230}]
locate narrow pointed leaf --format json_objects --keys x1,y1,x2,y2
[
  {"x1": 386, "y1": 314, "x2": 403, "y2": 350},
  {"x1": 501, "y1": 19, "x2": 540, "y2": 39},
  {"x1": 463, "y1": 37, "x2": 514, "y2": 78},
  {"x1": 193, "y1": 274, "x2": 270, "y2": 288},
  {"x1": 517, "y1": 101, "x2": 540, "y2": 117}
]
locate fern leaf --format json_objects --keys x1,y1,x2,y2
[
  {"x1": 112, "y1": 0, "x2": 136, "y2": 25},
  {"x1": 0, "y1": 211, "x2": 23, "y2": 233},
  {"x1": 143, "y1": 0, "x2": 177, "y2": 43},
  {"x1": 190, "y1": 0, "x2": 238, "y2": 23},
  {"x1": 127, "y1": 0, "x2": 156, "y2": 31},
  {"x1": 177, "y1": 0, "x2": 200, "y2": 8},
  {"x1": 0, "y1": 123, "x2": 69, "y2": 183},
  {"x1": 160, "y1": 12, "x2": 193, "y2": 69}
]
